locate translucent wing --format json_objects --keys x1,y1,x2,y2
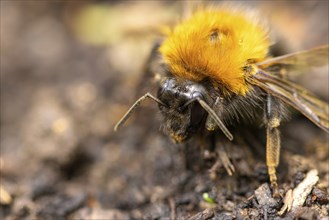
[
  {"x1": 247, "y1": 69, "x2": 329, "y2": 133},
  {"x1": 257, "y1": 45, "x2": 329, "y2": 69}
]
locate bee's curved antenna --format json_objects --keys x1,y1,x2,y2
[
  {"x1": 114, "y1": 93, "x2": 167, "y2": 132},
  {"x1": 196, "y1": 98, "x2": 234, "y2": 141}
]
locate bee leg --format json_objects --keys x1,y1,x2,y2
[
  {"x1": 182, "y1": 139, "x2": 204, "y2": 172},
  {"x1": 265, "y1": 94, "x2": 282, "y2": 197},
  {"x1": 209, "y1": 134, "x2": 235, "y2": 177},
  {"x1": 217, "y1": 142, "x2": 235, "y2": 176}
]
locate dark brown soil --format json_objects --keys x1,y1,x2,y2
[{"x1": 1, "y1": 1, "x2": 328, "y2": 219}]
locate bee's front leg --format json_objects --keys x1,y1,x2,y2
[
  {"x1": 207, "y1": 133, "x2": 235, "y2": 178},
  {"x1": 265, "y1": 94, "x2": 282, "y2": 197}
]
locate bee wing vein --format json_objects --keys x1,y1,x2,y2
[{"x1": 248, "y1": 69, "x2": 329, "y2": 133}]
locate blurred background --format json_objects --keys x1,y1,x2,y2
[{"x1": 1, "y1": 1, "x2": 328, "y2": 219}]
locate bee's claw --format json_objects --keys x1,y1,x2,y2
[{"x1": 270, "y1": 181, "x2": 282, "y2": 198}]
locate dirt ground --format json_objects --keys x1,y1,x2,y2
[{"x1": 1, "y1": 1, "x2": 328, "y2": 219}]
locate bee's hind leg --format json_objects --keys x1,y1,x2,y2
[{"x1": 265, "y1": 94, "x2": 283, "y2": 197}]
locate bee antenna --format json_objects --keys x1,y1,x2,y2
[
  {"x1": 114, "y1": 93, "x2": 167, "y2": 132},
  {"x1": 196, "y1": 98, "x2": 234, "y2": 141}
]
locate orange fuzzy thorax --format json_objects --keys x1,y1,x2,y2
[{"x1": 159, "y1": 8, "x2": 271, "y2": 95}]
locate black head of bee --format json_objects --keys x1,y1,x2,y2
[
  {"x1": 114, "y1": 78, "x2": 233, "y2": 142},
  {"x1": 157, "y1": 78, "x2": 208, "y2": 143}
]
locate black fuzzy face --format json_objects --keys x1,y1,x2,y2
[{"x1": 157, "y1": 78, "x2": 208, "y2": 143}]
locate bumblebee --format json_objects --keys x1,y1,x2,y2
[{"x1": 115, "y1": 7, "x2": 329, "y2": 195}]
